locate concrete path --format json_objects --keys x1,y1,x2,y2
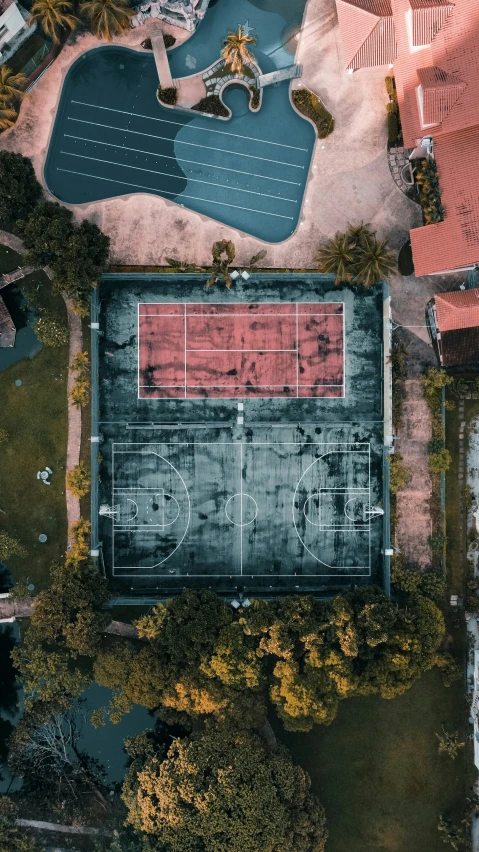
[
  {"x1": 0, "y1": 229, "x2": 24, "y2": 253},
  {"x1": 0, "y1": 266, "x2": 37, "y2": 289},
  {"x1": 65, "y1": 300, "x2": 82, "y2": 540},
  {"x1": 16, "y1": 819, "x2": 112, "y2": 837},
  {"x1": 151, "y1": 27, "x2": 174, "y2": 88},
  {"x1": 0, "y1": 595, "x2": 139, "y2": 637},
  {"x1": 258, "y1": 65, "x2": 302, "y2": 87},
  {"x1": 395, "y1": 378, "x2": 432, "y2": 566}
]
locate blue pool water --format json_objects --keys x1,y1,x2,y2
[{"x1": 44, "y1": 0, "x2": 314, "y2": 242}]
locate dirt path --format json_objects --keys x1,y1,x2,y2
[
  {"x1": 65, "y1": 301, "x2": 82, "y2": 540},
  {"x1": 395, "y1": 378, "x2": 432, "y2": 566}
]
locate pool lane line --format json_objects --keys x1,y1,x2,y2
[
  {"x1": 64, "y1": 134, "x2": 301, "y2": 187},
  {"x1": 59, "y1": 150, "x2": 298, "y2": 204},
  {"x1": 67, "y1": 117, "x2": 305, "y2": 170},
  {"x1": 56, "y1": 168, "x2": 295, "y2": 220},
  {"x1": 71, "y1": 100, "x2": 309, "y2": 152}
]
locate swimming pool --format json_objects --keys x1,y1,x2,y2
[{"x1": 44, "y1": 0, "x2": 315, "y2": 242}]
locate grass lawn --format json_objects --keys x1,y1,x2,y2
[
  {"x1": 445, "y1": 384, "x2": 479, "y2": 597},
  {"x1": 278, "y1": 668, "x2": 467, "y2": 852},
  {"x1": 0, "y1": 244, "x2": 22, "y2": 274},
  {"x1": 107, "y1": 605, "x2": 153, "y2": 624},
  {"x1": 0, "y1": 267, "x2": 69, "y2": 589}
]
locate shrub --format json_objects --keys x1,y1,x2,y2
[
  {"x1": 8, "y1": 581, "x2": 30, "y2": 600},
  {"x1": 69, "y1": 350, "x2": 90, "y2": 407},
  {"x1": 415, "y1": 159, "x2": 444, "y2": 224},
  {"x1": 0, "y1": 429, "x2": 8, "y2": 442},
  {"x1": 158, "y1": 86, "x2": 178, "y2": 105},
  {"x1": 292, "y1": 88, "x2": 334, "y2": 139},
  {"x1": 164, "y1": 33, "x2": 176, "y2": 48},
  {"x1": 192, "y1": 95, "x2": 229, "y2": 117},
  {"x1": 249, "y1": 86, "x2": 260, "y2": 110},
  {"x1": 387, "y1": 110, "x2": 399, "y2": 145},
  {"x1": 429, "y1": 448, "x2": 452, "y2": 474},
  {"x1": 0, "y1": 151, "x2": 42, "y2": 224},
  {"x1": 388, "y1": 453, "x2": 412, "y2": 494},
  {"x1": 33, "y1": 313, "x2": 69, "y2": 347},
  {"x1": 66, "y1": 463, "x2": 91, "y2": 498},
  {"x1": 385, "y1": 76, "x2": 397, "y2": 102},
  {"x1": 0, "y1": 532, "x2": 26, "y2": 562},
  {"x1": 428, "y1": 438, "x2": 445, "y2": 454},
  {"x1": 428, "y1": 529, "x2": 447, "y2": 553}
]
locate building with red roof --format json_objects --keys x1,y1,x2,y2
[
  {"x1": 428, "y1": 288, "x2": 479, "y2": 367},
  {"x1": 335, "y1": 0, "x2": 479, "y2": 277}
]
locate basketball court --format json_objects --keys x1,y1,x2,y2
[{"x1": 94, "y1": 274, "x2": 388, "y2": 594}]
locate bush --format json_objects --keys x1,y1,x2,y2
[
  {"x1": 292, "y1": 88, "x2": 334, "y2": 139},
  {"x1": 428, "y1": 438, "x2": 445, "y2": 454},
  {"x1": 385, "y1": 76, "x2": 397, "y2": 102},
  {"x1": 66, "y1": 463, "x2": 91, "y2": 498},
  {"x1": 69, "y1": 351, "x2": 90, "y2": 407},
  {"x1": 387, "y1": 110, "x2": 399, "y2": 145},
  {"x1": 249, "y1": 86, "x2": 260, "y2": 110},
  {"x1": 0, "y1": 532, "x2": 26, "y2": 562},
  {"x1": 141, "y1": 33, "x2": 175, "y2": 49},
  {"x1": 0, "y1": 429, "x2": 8, "y2": 442},
  {"x1": 0, "y1": 151, "x2": 42, "y2": 224},
  {"x1": 33, "y1": 313, "x2": 69, "y2": 347},
  {"x1": 429, "y1": 448, "x2": 452, "y2": 474},
  {"x1": 8, "y1": 581, "x2": 30, "y2": 600},
  {"x1": 415, "y1": 159, "x2": 444, "y2": 224},
  {"x1": 428, "y1": 529, "x2": 447, "y2": 553},
  {"x1": 192, "y1": 95, "x2": 229, "y2": 117},
  {"x1": 388, "y1": 453, "x2": 412, "y2": 494},
  {"x1": 158, "y1": 86, "x2": 178, "y2": 105}
]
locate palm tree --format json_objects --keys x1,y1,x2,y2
[
  {"x1": 316, "y1": 233, "x2": 354, "y2": 284},
  {"x1": 0, "y1": 66, "x2": 26, "y2": 105},
  {"x1": 0, "y1": 106, "x2": 18, "y2": 131},
  {"x1": 346, "y1": 222, "x2": 374, "y2": 249},
  {"x1": 221, "y1": 27, "x2": 256, "y2": 73},
  {"x1": 80, "y1": 0, "x2": 134, "y2": 40},
  {"x1": 29, "y1": 0, "x2": 79, "y2": 43},
  {"x1": 353, "y1": 235, "x2": 396, "y2": 287}
]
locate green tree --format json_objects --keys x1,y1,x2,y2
[
  {"x1": 29, "y1": 0, "x2": 79, "y2": 42},
  {"x1": 0, "y1": 532, "x2": 26, "y2": 561},
  {"x1": 0, "y1": 797, "x2": 38, "y2": 852},
  {"x1": 0, "y1": 152, "x2": 42, "y2": 223},
  {"x1": 388, "y1": 452, "x2": 412, "y2": 494},
  {"x1": 436, "y1": 727, "x2": 464, "y2": 759},
  {"x1": 0, "y1": 105, "x2": 17, "y2": 131},
  {"x1": 122, "y1": 725, "x2": 328, "y2": 852},
  {"x1": 16, "y1": 205, "x2": 109, "y2": 313},
  {"x1": 33, "y1": 312, "x2": 69, "y2": 346},
  {"x1": 207, "y1": 239, "x2": 236, "y2": 289},
  {"x1": 30, "y1": 552, "x2": 110, "y2": 657},
  {"x1": 80, "y1": 0, "x2": 133, "y2": 40},
  {"x1": 352, "y1": 233, "x2": 395, "y2": 286},
  {"x1": 11, "y1": 641, "x2": 89, "y2": 711},
  {"x1": 221, "y1": 26, "x2": 256, "y2": 73},
  {"x1": 0, "y1": 66, "x2": 26, "y2": 131},
  {"x1": 429, "y1": 448, "x2": 452, "y2": 474},
  {"x1": 66, "y1": 462, "x2": 91, "y2": 498}
]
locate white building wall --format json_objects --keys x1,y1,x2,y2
[{"x1": 0, "y1": 2, "x2": 27, "y2": 52}]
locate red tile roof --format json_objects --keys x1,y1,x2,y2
[
  {"x1": 417, "y1": 66, "x2": 466, "y2": 124},
  {"x1": 434, "y1": 288, "x2": 479, "y2": 332},
  {"x1": 411, "y1": 3, "x2": 454, "y2": 47},
  {"x1": 336, "y1": 0, "x2": 396, "y2": 70}
]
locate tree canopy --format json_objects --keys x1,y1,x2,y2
[
  {"x1": 94, "y1": 587, "x2": 446, "y2": 733},
  {"x1": 16, "y1": 203, "x2": 110, "y2": 313},
  {"x1": 122, "y1": 725, "x2": 328, "y2": 852},
  {"x1": 0, "y1": 151, "x2": 42, "y2": 223},
  {"x1": 0, "y1": 797, "x2": 37, "y2": 852}
]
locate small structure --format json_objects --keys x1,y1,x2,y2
[
  {"x1": 0, "y1": 0, "x2": 30, "y2": 63},
  {"x1": 427, "y1": 288, "x2": 479, "y2": 369},
  {"x1": 0, "y1": 294, "x2": 16, "y2": 347},
  {"x1": 131, "y1": 0, "x2": 210, "y2": 32},
  {"x1": 36, "y1": 466, "x2": 52, "y2": 485}
]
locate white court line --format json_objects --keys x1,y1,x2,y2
[
  {"x1": 64, "y1": 134, "x2": 301, "y2": 187},
  {"x1": 67, "y1": 118, "x2": 304, "y2": 170},
  {"x1": 139, "y1": 383, "x2": 344, "y2": 387},
  {"x1": 183, "y1": 349, "x2": 298, "y2": 352},
  {"x1": 71, "y1": 100, "x2": 309, "y2": 151},
  {"x1": 240, "y1": 443, "x2": 243, "y2": 576},
  {"x1": 183, "y1": 304, "x2": 187, "y2": 399},
  {"x1": 140, "y1": 312, "x2": 342, "y2": 317},
  {"x1": 296, "y1": 303, "x2": 299, "y2": 399},
  {"x1": 59, "y1": 150, "x2": 297, "y2": 204},
  {"x1": 137, "y1": 302, "x2": 140, "y2": 402},
  {"x1": 57, "y1": 168, "x2": 295, "y2": 221}
]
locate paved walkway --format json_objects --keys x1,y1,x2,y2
[
  {"x1": 395, "y1": 378, "x2": 432, "y2": 566},
  {"x1": 0, "y1": 596, "x2": 139, "y2": 637},
  {"x1": 16, "y1": 819, "x2": 112, "y2": 837},
  {"x1": 65, "y1": 301, "x2": 82, "y2": 540},
  {"x1": 151, "y1": 26, "x2": 174, "y2": 88}
]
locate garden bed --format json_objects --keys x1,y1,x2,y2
[{"x1": 292, "y1": 88, "x2": 334, "y2": 139}]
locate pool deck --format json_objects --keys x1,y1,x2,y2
[{"x1": 0, "y1": 0, "x2": 421, "y2": 266}]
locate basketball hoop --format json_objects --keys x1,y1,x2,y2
[
  {"x1": 363, "y1": 505, "x2": 384, "y2": 519},
  {"x1": 99, "y1": 505, "x2": 119, "y2": 519}
]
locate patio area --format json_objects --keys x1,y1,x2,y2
[{"x1": 0, "y1": 0, "x2": 421, "y2": 265}]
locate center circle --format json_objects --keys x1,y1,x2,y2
[{"x1": 225, "y1": 493, "x2": 258, "y2": 527}]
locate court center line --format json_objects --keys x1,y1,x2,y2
[
  {"x1": 67, "y1": 118, "x2": 304, "y2": 170},
  {"x1": 59, "y1": 150, "x2": 297, "y2": 204},
  {"x1": 56, "y1": 168, "x2": 295, "y2": 221},
  {"x1": 71, "y1": 100, "x2": 309, "y2": 151},
  {"x1": 64, "y1": 134, "x2": 301, "y2": 187}
]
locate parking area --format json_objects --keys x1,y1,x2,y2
[{"x1": 44, "y1": 46, "x2": 315, "y2": 242}]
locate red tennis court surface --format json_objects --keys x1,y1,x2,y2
[{"x1": 138, "y1": 303, "x2": 344, "y2": 399}]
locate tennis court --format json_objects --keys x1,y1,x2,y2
[
  {"x1": 138, "y1": 302, "x2": 344, "y2": 399},
  {"x1": 94, "y1": 274, "x2": 389, "y2": 594},
  {"x1": 44, "y1": 47, "x2": 315, "y2": 242}
]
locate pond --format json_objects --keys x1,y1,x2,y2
[{"x1": 43, "y1": 0, "x2": 315, "y2": 242}]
